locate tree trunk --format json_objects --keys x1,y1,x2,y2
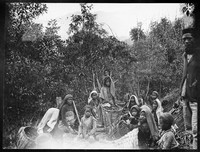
[
  {"x1": 159, "y1": 79, "x2": 162, "y2": 97},
  {"x1": 145, "y1": 77, "x2": 150, "y2": 98},
  {"x1": 137, "y1": 78, "x2": 140, "y2": 97}
]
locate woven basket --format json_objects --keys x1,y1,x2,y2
[
  {"x1": 16, "y1": 126, "x2": 38, "y2": 149},
  {"x1": 102, "y1": 106, "x2": 123, "y2": 124}
]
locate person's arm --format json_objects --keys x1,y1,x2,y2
[
  {"x1": 88, "y1": 117, "x2": 97, "y2": 136},
  {"x1": 162, "y1": 132, "x2": 173, "y2": 149},
  {"x1": 99, "y1": 87, "x2": 104, "y2": 103},
  {"x1": 46, "y1": 109, "x2": 60, "y2": 132},
  {"x1": 99, "y1": 87, "x2": 109, "y2": 104},
  {"x1": 37, "y1": 108, "x2": 54, "y2": 133},
  {"x1": 180, "y1": 52, "x2": 187, "y2": 96},
  {"x1": 96, "y1": 77, "x2": 101, "y2": 92},
  {"x1": 61, "y1": 105, "x2": 69, "y2": 127}
]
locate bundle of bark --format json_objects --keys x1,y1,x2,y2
[{"x1": 161, "y1": 89, "x2": 185, "y2": 132}]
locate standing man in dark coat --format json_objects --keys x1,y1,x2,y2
[{"x1": 180, "y1": 27, "x2": 200, "y2": 149}]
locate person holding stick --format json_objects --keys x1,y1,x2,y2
[
  {"x1": 53, "y1": 94, "x2": 79, "y2": 139},
  {"x1": 78, "y1": 105, "x2": 97, "y2": 141}
]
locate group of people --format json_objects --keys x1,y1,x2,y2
[
  {"x1": 113, "y1": 92, "x2": 179, "y2": 149},
  {"x1": 35, "y1": 74, "x2": 179, "y2": 150},
  {"x1": 29, "y1": 27, "x2": 199, "y2": 149},
  {"x1": 35, "y1": 69, "x2": 119, "y2": 144}
]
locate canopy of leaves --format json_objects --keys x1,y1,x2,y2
[
  {"x1": 4, "y1": 3, "x2": 190, "y2": 149},
  {"x1": 129, "y1": 17, "x2": 184, "y2": 97},
  {"x1": 130, "y1": 27, "x2": 146, "y2": 42}
]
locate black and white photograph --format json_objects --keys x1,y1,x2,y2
[{"x1": 2, "y1": 2, "x2": 199, "y2": 150}]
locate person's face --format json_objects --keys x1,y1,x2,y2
[
  {"x1": 139, "y1": 122, "x2": 150, "y2": 133},
  {"x1": 182, "y1": 33, "x2": 196, "y2": 54},
  {"x1": 139, "y1": 111, "x2": 146, "y2": 124},
  {"x1": 138, "y1": 99, "x2": 142, "y2": 106},
  {"x1": 56, "y1": 97, "x2": 62, "y2": 107},
  {"x1": 85, "y1": 110, "x2": 91, "y2": 118},
  {"x1": 151, "y1": 93, "x2": 157, "y2": 100},
  {"x1": 124, "y1": 95, "x2": 129, "y2": 103},
  {"x1": 130, "y1": 97, "x2": 136, "y2": 105},
  {"x1": 104, "y1": 70, "x2": 110, "y2": 76},
  {"x1": 182, "y1": 33, "x2": 194, "y2": 48},
  {"x1": 91, "y1": 93, "x2": 98, "y2": 99},
  {"x1": 67, "y1": 98, "x2": 73, "y2": 105},
  {"x1": 105, "y1": 79, "x2": 111, "y2": 87},
  {"x1": 152, "y1": 101, "x2": 158, "y2": 110},
  {"x1": 131, "y1": 108, "x2": 138, "y2": 117},
  {"x1": 159, "y1": 117, "x2": 170, "y2": 130},
  {"x1": 130, "y1": 96, "x2": 135, "y2": 102}
]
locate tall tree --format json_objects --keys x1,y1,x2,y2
[{"x1": 130, "y1": 27, "x2": 146, "y2": 42}]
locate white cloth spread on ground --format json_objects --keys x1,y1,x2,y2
[{"x1": 37, "y1": 108, "x2": 60, "y2": 134}]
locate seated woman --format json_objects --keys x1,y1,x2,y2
[
  {"x1": 157, "y1": 112, "x2": 179, "y2": 149},
  {"x1": 124, "y1": 105, "x2": 141, "y2": 131},
  {"x1": 151, "y1": 98, "x2": 163, "y2": 128},
  {"x1": 88, "y1": 90, "x2": 104, "y2": 128},
  {"x1": 138, "y1": 105, "x2": 159, "y2": 149},
  {"x1": 150, "y1": 91, "x2": 161, "y2": 108},
  {"x1": 37, "y1": 97, "x2": 63, "y2": 134},
  {"x1": 88, "y1": 90, "x2": 100, "y2": 117},
  {"x1": 78, "y1": 105, "x2": 97, "y2": 140},
  {"x1": 127, "y1": 95, "x2": 139, "y2": 111},
  {"x1": 113, "y1": 105, "x2": 159, "y2": 149},
  {"x1": 53, "y1": 94, "x2": 78, "y2": 139}
]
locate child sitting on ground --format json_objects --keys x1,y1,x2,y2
[
  {"x1": 157, "y1": 112, "x2": 179, "y2": 149},
  {"x1": 78, "y1": 105, "x2": 97, "y2": 141}
]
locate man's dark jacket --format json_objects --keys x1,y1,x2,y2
[{"x1": 180, "y1": 48, "x2": 200, "y2": 102}]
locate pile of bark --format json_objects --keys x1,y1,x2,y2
[{"x1": 161, "y1": 89, "x2": 185, "y2": 132}]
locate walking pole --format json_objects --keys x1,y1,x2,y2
[{"x1": 72, "y1": 100, "x2": 81, "y2": 125}]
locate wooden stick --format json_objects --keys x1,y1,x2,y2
[
  {"x1": 72, "y1": 101, "x2": 81, "y2": 125},
  {"x1": 92, "y1": 70, "x2": 96, "y2": 90}
]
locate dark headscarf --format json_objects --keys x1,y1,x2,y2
[{"x1": 58, "y1": 94, "x2": 73, "y2": 120}]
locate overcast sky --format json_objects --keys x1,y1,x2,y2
[{"x1": 34, "y1": 3, "x2": 183, "y2": 41}]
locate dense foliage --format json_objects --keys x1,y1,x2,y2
[{"x1": 4, "y1": 3, "x2": 197, "y2": 149}]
